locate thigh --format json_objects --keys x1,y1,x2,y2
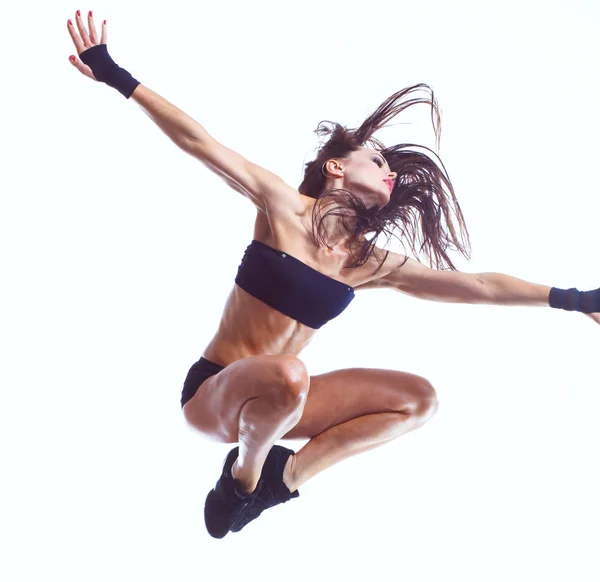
[
  {"x1": 182, "y1": 354, "x2": 309, "y2": 443},
  {"x1": 281, "y1": 367, "x2": 435, "y2": 441}
]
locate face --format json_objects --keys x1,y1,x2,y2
[{"x1": 324, "y1": 147, "x2": 397, "y2": 209}]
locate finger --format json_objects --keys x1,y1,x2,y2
[
  {"x1": 68, "y1": 54, "x2": 96, "y2": 81},
  {"x1": 87, "y1": 10, "x2": 99, "y2": 44},
  {"x1": 67, "y1": 19, "x2": 86, "y2": 54},
  {"x1": 75, "y1": 10, "x2": 92, "y2": 47},
  {"x1": 100, "y1": 19, "x2": 107, "y2": 45}
]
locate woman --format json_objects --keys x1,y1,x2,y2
[{"x1": 67, "y1": 10, "x2": 600, "y2": 539}]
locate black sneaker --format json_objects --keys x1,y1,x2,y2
[
  {"x1": 230, "y1": 445, "x2": 300, "y2": 533},
  {"x1": 204, "y1": 446, "x2": 262, "y2": 539}
]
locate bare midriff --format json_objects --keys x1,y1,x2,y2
[{"x1": 202, "y1": 284, "x2": 319, "y2": 366}]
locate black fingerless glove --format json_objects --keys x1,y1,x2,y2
[
  {"x1": 549, "y1": 287, "x2": 600, "y2": 313},
  {"x1": 79, "y1": 44, "x2": 140, "y2": 99}
]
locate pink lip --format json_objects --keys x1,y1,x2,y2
[{"x1": 384, "y1": 179, "x2": 394, "y2": 192}]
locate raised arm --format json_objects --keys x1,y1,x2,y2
[
  {"x1": 67, "y1": 11, "x2": 209, "y2": 147},
  {"x1": 129, "y1": 85, "x2": 304, "y2": 214},
  {"x1": 66, "y1": 10, "x2": 304, "y2": 214},
  {"x1": 130, "y1": 84, "x2": 213, "y2": 150}
]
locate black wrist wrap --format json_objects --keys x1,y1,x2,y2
[
  {"x1": 79, "y1": 44, "x2": 140, "y2": 99},
  {"x1": 549, "y1": 287, "x2": 600, "y2": 313}
]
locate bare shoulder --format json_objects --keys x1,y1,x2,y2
[
  {"x1": 253, "y1": 194, "x2": 409, "y2": 290},
  {"x1": 253, "y1": 188, "x2": 315, "y2": 241},
  {"x1": 265, "y1": 180, "x2": 307, "y2": 216}
]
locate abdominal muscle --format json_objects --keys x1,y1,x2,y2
[
  {"x1": 202, "y1": 284, "x2": 318, "y2": 367},
  {"x1": 201, "y1": 193, "x2": 391, "y2": 368}
]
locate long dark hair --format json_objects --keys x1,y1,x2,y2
[{"x1": 298, "y1": 83, "x2": 472, "y2": 274}]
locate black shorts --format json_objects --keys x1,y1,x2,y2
[{"x1": 181, "y1": 357, "x2": 225, "y2": 408}]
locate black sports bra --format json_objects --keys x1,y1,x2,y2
[{"x1": 234, "y1": 239, "x2": 355, "y2": 329}]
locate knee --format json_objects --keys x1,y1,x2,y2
[
  {"x1": 273, "y1": 355, "x2": 310, "y2": 404},
  {"x1": 408, "y1": 378, "x2": 439, "y2": 423}
]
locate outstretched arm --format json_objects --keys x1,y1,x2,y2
[
  {"x1": 129, "y1": 84, "x2": 211, "y2": 150},
  {"x1": 67, "y1": 11, "x2": 211, "y2": 149},
  {"x1": 476, "y1": 272, "x2": 551, "y2": 306},
  {"x1": 477, "y1": 273, "x2": 600, "y2": 324},
  {"x1": 369, "y1": 254, "x2": 600, "y2": 323},
  {"x1": 66, "y1": 10, "x2": 302, "y2": 214}
]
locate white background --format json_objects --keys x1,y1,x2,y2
[{"x1": 1, "y1": 1, "x2": 599, "y2": 580}]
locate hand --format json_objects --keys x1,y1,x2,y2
[
  {"x1": 67, "y1": 10, "x2": 107, "y2": 81},
  {"x1": 585, "y1": 313, "x2": 600, "y2": 325}
]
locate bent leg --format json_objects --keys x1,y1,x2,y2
[
  {"x1": 183, "y1": 354, "x2": 311, "y2": 493},
  {"x1": 279, "y1": 366, "x2": 439, "y2": 492},
  {"x1": 232, "y1": 390, "x2": 306, "y2": 494},
  {"x1": 284, "y1": 410, "x2": 432, "y2": 493}
]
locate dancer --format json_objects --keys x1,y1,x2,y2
[{"x1": 67, "y1": 10, "x2": 600, "y2": 539}]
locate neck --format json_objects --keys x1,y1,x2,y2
[{"x1": 307, "y1": 198, "x2": 369, "y2": 254}]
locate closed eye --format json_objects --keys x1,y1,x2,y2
[{"x1": 372, "y1": 157, "x2": 384, "y2": 167}]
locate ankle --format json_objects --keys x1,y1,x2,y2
[{"x1": 231, "y1": 459, "x2": 258, "y2": 494}]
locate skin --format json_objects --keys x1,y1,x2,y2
[
  {"x1": 322, "y1": 147, "x2": 397, "y2": 208},
  {"x1": 68, "y1": 11, "x2": 597, "y2": 501}
]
